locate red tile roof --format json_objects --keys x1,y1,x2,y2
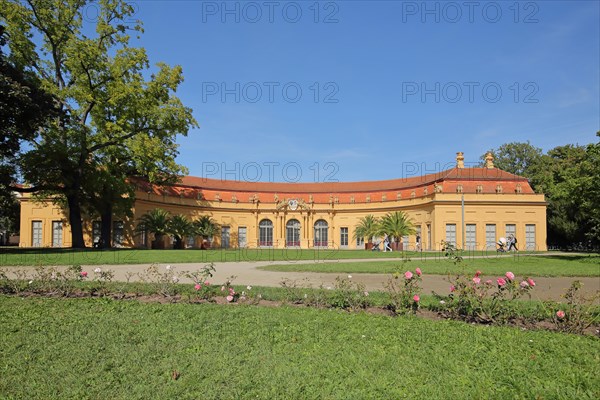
[
  {"x1": 132, "y1": 167, "x2": 535, "y2": 203},
  {"x1": 178, "y1": 167, "x2": 528, "y2": 193}
]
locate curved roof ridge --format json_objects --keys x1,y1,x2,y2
[{"x1": 172, "y1": 166, "x2": 528, "y2": 194}]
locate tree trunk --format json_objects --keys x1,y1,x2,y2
[
  {"x1": 174, "y1": 237, "x2": 183, "y2": 249},
  {"x1": 100, "y1": 206, "x2": 112, "y2": 249},
  {"x1": 66, "y1": 193, "x2": 86, "y2": 248},
  {"x1": 152, "y1": 234, "x2": 165, "y2": 249},
  {"x1": 391, "y1": 240, "x2": 403, "y2": 251}
]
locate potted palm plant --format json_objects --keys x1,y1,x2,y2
[
  {"x1": 193, "y1": 215, "x2": 220, "y2": 250},
  {"x1": 379, "y1": 211, "x2": 416, "y2": 251},
  {"x1": 136, "y1": 208, "x2": 171, "y2": 249},
  {"x1": 353, "y1": 215, "x2": 380, "y2": 250},
  {"x1": 168, "y1": 214, "x2": 194, "y2": 249}
]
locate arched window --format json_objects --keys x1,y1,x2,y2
[
  {"x1": 314, "y1": 219, "x2": 329, "y2": 247},
  {"x1": 259, "y1": 219, "x2": 273, "y2": 247},
  {"x1": 286, "y1": 219, "x2": 301, "y2": 247}
]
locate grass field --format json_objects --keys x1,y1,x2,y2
[
  {"x1": 0, "y1": 247, "x2": 541, "y2": 267},
  {"x1": 260, "y1": 254, "x2": 600, "y2": 277},
  {"x1": 1, "y1": 296, "x2": 599, "y2": 399}
]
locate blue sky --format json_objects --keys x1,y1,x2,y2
[{"x1": 126, "y1": 0, "x2": 598, "y2": 182}]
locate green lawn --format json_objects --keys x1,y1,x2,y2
[
  {"x1": 0, "y1": 247, "x2": 542, "y2": 266},
  {"x1": 1, "y1": 296, "x2": 598, "y2": 399},
  {"x1": 260, "y1": 254, "x2": 600, "y2": 277}
]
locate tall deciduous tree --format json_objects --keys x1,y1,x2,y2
[
  {"x1": 480, "y1": 141, "x2": 543, "y2": 177},
  {"x1": 1, "y1": 0, "x2": 197, "y2": 248},
  {"x1": 0, "y1": 24, "x2": 57, "y2": 235},
  {"x1": 483, "y1": 136, "x2": 600, "y2": 247},
  {"x1": 580, "y1": 132, "x2": 600, "y2": 244},
  {"x1": 533, "y1": 142, "x2": 597, "y2": 247}
]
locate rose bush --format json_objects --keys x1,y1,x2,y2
[{"x1": 385, "y1": 268, "x2": 423, "y2": 315}]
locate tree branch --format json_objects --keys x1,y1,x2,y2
[{"x1": 89, "y1": 129, "x2": 144, "y2": 153}]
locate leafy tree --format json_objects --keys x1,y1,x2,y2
[
  {"x1": 580, "y1": 133, "x2": 600, "y2": 244},
  {"x1": 1, "y1": 0, "x2": 197, "y2": 248},
  {"x1": 486, "y1": 136, "x2": 599, "y2": 248},
  {"x1": 480, "y1": 141, "x2": 543, "y2": 177},
  {"x1": 541, "y1": 137, "x2": 600, "y2": 247},
  {"x1": 353, "y1": 215, "x2": 380, "y2": 248},
  {"x1": 168, "y1": 214, "x2": 194, "y2": 250},
  {"x1": 79, "y1": 161, "x2": 136, "y2": 248},
  {"x1": 532, "y1": 144, "x2": 588, "y2": 246},
  {"x1": 193, "y1": 216, "x2": 220, "y2": 249},
  {"x1": 136, "y1": 208, "x2": 171, "y2": 249},
  {"x1": 0, "y1": 24, "x2": 57, "y2": 234},
  {"x1": 378, "y1": 211, "x2": 416, "y2": 250},
  {"x1": 0, "y1": 192, "x2": 19, "y2": 244}
]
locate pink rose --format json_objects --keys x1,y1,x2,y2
[
  {"x1": 226, "y1": 295, "x2": 234, "y2": 302},
  {"x1": 475, "y1": 270, "x2": 481, "y2": 277},
  {"x1": 472, "y1": 277, "x2": 481, "y2": 284},
  {"x1": 80, "y1": 271, "x2": 88, "y2": 278},
  {"x1": 505, "y1": 271, "x2": 515, "y2": 281},
  {"x1": 404, "y1": 271, "x2": 413, "y2": 280},
  {"x1": 485, "y1": 280, "x2": 493, "y2": 285},
  {"x1": 204, "y1": 281, "x2": 210, "y2": 286},
  {"x1": 194, "y1": 284, "x2": 202, "y2": 291},
  {"x1": 413, "y1": 295, "x2": 420, "y2": 302},
  {"x1": 415, "y1": 268, "x2": 422, "y2": 276},
  {"x1": 556, "y1": 310, "x2": 565, "y2": 319},
  {"x1": 450, "y1": 285, "x2": 456, "y2": 292},
  {"x1": 497, "y1": 278, "x2": 507, "y2": 287},
  {"x1": 527, "y1": 278, "x2": 536, "y2": 287},
  {"x1": 520, "y1": 281, "x2": 529, "y2": 288},
  {"x1": 229, "y1": 287, "x2": 235, "y2": 295}
]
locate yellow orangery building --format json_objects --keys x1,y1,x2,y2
[{"x1": 19, "y1": 153, "x2": 547, "y2": 251}]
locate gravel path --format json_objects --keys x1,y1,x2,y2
[
  {"x1": 5, "y1": 256, "x2": 598, "y2": 302},
  {"x1": 85, "y1": 260, "x2": 600, "y2": 300}
]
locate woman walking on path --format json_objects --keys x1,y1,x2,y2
[{"x1": 508, "y1": 234, "x2": 518, "y2": 252}]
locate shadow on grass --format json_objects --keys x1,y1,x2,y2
[{"x1": 539, "y1": 254, "x2": 600, "y2": 263}]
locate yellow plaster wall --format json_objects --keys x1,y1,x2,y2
[
  {"x1": 432, "y1": 193, "x2": 547, "y2": 252},
  {"x1": 19, "y1": 190, "x2": 547, "y2": 251}
]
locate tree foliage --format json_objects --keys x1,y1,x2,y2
[
  {"x1": 483, "y1": 134, "x2": 600, "y2": 247},
  {"x1": 168, "y1": 214, "x2": 194, "y2": 250},
  {"x1": 378, "y1": 211, "x2": 416, "y2": 244},
  {"x1": 480, "y1": 141, "x2": 543, "y2": 177},
  {"x1": 193, "y1": 215, "x2": 220, "y2": 245},
  {"x1": 137, "y1": 208, "x2": 171, "y2": 237},
  {"x1": 1, "y1": 0, "x2": 197, "y2": 247},
  {"x1": 0, "y1": 24, "x2": 57, "y2": 234},
  {"x1": 353, "y1": 215, "x2": 379, "y2": 244}
]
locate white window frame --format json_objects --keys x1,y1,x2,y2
[
  {"x1": 340, "y1": 227, "x2": 349, "y2": 248},
  {"x1": 485, "y1": 224, "x2": 496, "y2": 250},
  {"x1": 259, "y1": 219, "x2": 273, "y2": 247},
  {"x1": 314, "y1": 220, "x2": 329, "y2": 248},
  {"x1": 52, "y1": 221, "x2": 63, "y2": 247}
]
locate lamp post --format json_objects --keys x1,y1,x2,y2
[{"x1": 461, "y1": 193, "x2": 465, "y2": 251}]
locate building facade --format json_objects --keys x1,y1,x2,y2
[{"x1": 19, "y1": 153, "x2": 548, "y2": 251}]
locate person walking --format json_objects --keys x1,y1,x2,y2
[
  {"x1": 507, "y1": 234, "x2": 518, "y2": 252},
  {"x1": 383, "y1": 234, "x2": 392, "y2": 252}
]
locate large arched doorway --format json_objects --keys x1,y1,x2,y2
[
  {"x1": 259, "y1": 219, "x2": 273, "y2": 247},
  {"x1": 286, "y1": 219, "x2": 301, "y2": 247},
  {"x1": 314, "y1": 219, "x2": 329, "y2": 247}
]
